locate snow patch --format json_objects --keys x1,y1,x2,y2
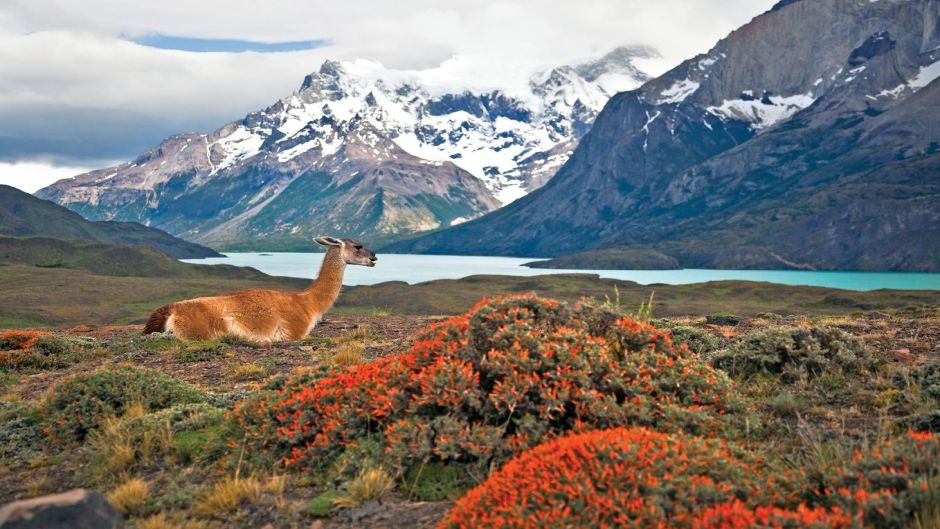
[
  {"x1": 707, "y1": 93, "x2": 816, "y2": 131},
  {"x1": 657, "y1": 79, "x2": 700, "y2": 104}
]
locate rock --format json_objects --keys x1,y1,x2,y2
[
  {"x1": 890, "y1": 348, "x2": 916, "y2": 365},
  {"x1": 0, "y1": 489, "x2": 123, "y2": 529}
]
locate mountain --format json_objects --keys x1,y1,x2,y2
[
  {"x1": 390, "y1": 0, "x2": 940, "y2": 272},
  {"x1": 36, "y1": 47, "x2": 656, "y2": 250},
  {"x1": 0, "y1": 185, "x2": 220, "y2": 259}
]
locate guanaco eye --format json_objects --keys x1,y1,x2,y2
[{"x1": 355, "y1": 245, "x2": 363, "y2": 250}]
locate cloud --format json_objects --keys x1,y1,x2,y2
[
  {"x1": 0, "y1": 160, "x2": 99, "y2": 193},
  {"x1": 0, "y1": 0, "x2": 779, "y2": 179}
]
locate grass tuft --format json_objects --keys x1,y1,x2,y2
[
  {"x1": 227, "y1": 362, "x2": 268, "y2": 382},
  {"x1": 194, "y1": 476, "x2": 263, "y2": 517},
  {"x1": 333, "y1": 467, "x2": 394, "y2": 508},
  {"x1": 107, "y1": 477, "x2": 150, "y2": 514}
]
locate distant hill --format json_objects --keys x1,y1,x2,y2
[
  {"x1": 0, "y1": 237, "x2": 256, "y2": 279},
  {"x1": 390, "y1": 0, "x2": 940, "y2": 272},
  {"x1": 0, "y1": 236, "x2": 308, "y2": 328},
  {"x1": 0, "y1": 185, "x2": 220, "y2": 259}
]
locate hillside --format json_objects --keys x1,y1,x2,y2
[
  {"x1": 0, "y1": 185, "x2": 220, "y2": 259},
  {"x1": 390, "y1": 0, "x2": 940, "y2": 271},
  {"x1": 35, "y1": 48, "x2": 655, "y2": 250},
  {"x1": 0, "y1": 236, "x2": 307, "y2": 327}
]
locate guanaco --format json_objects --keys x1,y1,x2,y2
[{"x1": 143, "y1": 236, "x2": 377, "y2": 342}]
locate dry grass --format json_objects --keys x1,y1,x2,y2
[
  {"x1": 107, "y1": 477, "x2": 150, "y2": 514},
  {"x1": 227, "y1": 362, "x2": 268, "y2": 382},
  {"x1": 331, "y1": 343, "x2": 366, "y2": 367},
  {"x1": 195, "y1": 475, "x2": 263, "y2": 517},
  {"x1": 333, "y1": 467, "x2": 395, "y2": 508},
  {"x1": 138, "y1": 512, "x2": 216, "y2": 529}
]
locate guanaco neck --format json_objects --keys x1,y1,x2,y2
[{"x1": 301, "y1": 247, "x2": 346, "y2": 315}]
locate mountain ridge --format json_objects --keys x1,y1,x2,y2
[
  {"x1": 389, "y1": 0, "x2": 940, "y2": 272},
  {"x1": 36, "y1": 47, "x2": 656, "y2": 250}
]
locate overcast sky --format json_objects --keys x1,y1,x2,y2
[{"x1": 0, "y1": 0, "x2": 777, "y2": 192}]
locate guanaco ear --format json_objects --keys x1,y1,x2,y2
[{"x1": 314, "y1": 236, "x2": 344, "y2": 247}]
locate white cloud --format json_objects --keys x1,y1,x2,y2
[
  {"x1": 0, "y1": 0, "x2": 778, "y2": 169},
  {"x1": 0, "y1": 161, "x2": 97, "y2": 193}
]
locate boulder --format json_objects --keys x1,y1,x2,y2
[{"x1": 0, "y1": 489, "x2": 123, "y2": 529}]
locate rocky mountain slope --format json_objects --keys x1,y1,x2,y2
[
  {"x1": 391, "y1": 0, "x2": 940, "y2": 271},
  {"x1": 0, "y1": 185, "x2": 219, "y2": 259},
  {"x1": 37, "y1": 47, "x2": 655, "y2": 250}
]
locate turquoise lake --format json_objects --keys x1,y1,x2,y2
[{"x1": 181, "y1": 253, "x2": 940, "y2": 292}]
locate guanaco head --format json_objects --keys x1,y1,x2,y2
[{"x1": 314, "y1": 236, "x2": 378, "y2": 267}]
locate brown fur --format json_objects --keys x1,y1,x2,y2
[
  {"x1": 143, "y1": 304, "x2": 171, "y2": 334},
  {"x1": 143, "y1": 237, "x2": 376, "y2": 342}
]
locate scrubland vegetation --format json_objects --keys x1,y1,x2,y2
[{"x1": 0, "y1": 297, "x2": 938, "y2": 528}]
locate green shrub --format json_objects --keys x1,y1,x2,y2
[
  {"x1": 710, "y1": 325, "x2": 872, "y2": 381},
  {"x1": 0, "y1": 334, "x2": 96, "y2": 370},
  {"x1": 706, "y1": 312, "x2": 741, "y2": 326},
  {"x1": 663, "y1": 324, "x2": 723, "y2": 355},
  {"x1": 42, "y1": 366, "x2": 206, "y2": 443}
]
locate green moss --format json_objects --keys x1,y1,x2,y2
[
  {"x1": 177, "y1": 340, "x2": 226, "y2": 362},
  {"x1": 405, "y1": 462, "x2": 471, "y2": 501},
  {"x1": 307, "y1": 490, "x2": 340, "y2": 517}
]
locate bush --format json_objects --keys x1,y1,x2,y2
[
  {"x1": 692, "y1": 501, "x2": 856, "y2": 529},
  {"x1": 710, "y1": 326, "x2": 872, "y2": 381},
  {"x1": 0, "y1": 333, "x2": 96, "y2": 370},
  {"x1": 235, "y1": 295, "x2": 741, "y2": 477},
  {"x1": 812, "y1": 430, "x2": 940, "y2": 529},
  {"x1": 42, "y1": 366, "x2": 206, "y2": 443},
  {"x1": 441, "y1": 427, "x2": 798, "y2": 529},
  {"x1": 665, "y1": 324, "x2": 724, "y2": 355},
  {"x1": 0, "y1": 330, "x2": 48, "y2": 351}
]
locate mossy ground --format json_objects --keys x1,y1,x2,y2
[{"x1": 0, "y1": 307, "x2": 938, "y2": 528}]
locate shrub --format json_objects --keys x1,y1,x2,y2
[
  {"x1": 440, "y1": 427, "x2": 791, "y2": 529},
  {"x1": 813, "y1": 431, "x2": 940, "y2": 529},
  {"x1": 86, "y1": 403, "x2": 227, "y2": 478},
  {"x1": 235, "y1": 295, "x2": 741, "y2": 475},
  {"x1": 42, "y1": 366, "x2": 206, "y2": 443},
  {"x1": 710, "y1": 326, "x2": 872, "y2": 381},
  {"x1": 0, "y1": 330, "x2": 48, "y2": 351},
  {"x1": 665, "y1": 324, "x2": 724, "y2": 355},
  {"x1": 692, "y1": 501, "x2": 856, "y2": 529}
]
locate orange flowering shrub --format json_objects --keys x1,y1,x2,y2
[
  {"x1": 0, "y1": 330, "x2": 48, "y2": 351},
  {"x1": 0, "y1": 330, "x2": 50, "y2": 368},
  {"x1": 441, "y1": 427, "x2": 797, "y2": 529},
  {"x1": 235, "y1": 295, "x2": 742, "y2": 474},
  {"x1": 692, "y1": 501, "x2": 857, "y2": 529},
  {"x1": 813, "y1": 430, "x2": 940, "y2": 529}
]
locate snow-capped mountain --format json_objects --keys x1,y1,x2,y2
[
  {"x1": 392, "y1": 0, "x2": 940, "y2": 272},
  {"x1": 37, "y1": 46, "x2": 656, "y2": 250}
]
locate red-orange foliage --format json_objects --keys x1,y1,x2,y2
[
  {"x1": 816, "y1": 430, "x2": 940, "y2": 529},
  {"x1": 693, "y1": 501, "x2": 857, "y2": 529},
  {"x1": 0, "y1": 330, "x2": 48, "y2": 351},
  {"x1": 234, "y1": 295, "x2": 741, "y2": 472},
  {"x1": 440, "y1": 427, "x2": 802, "y2": 529}
]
